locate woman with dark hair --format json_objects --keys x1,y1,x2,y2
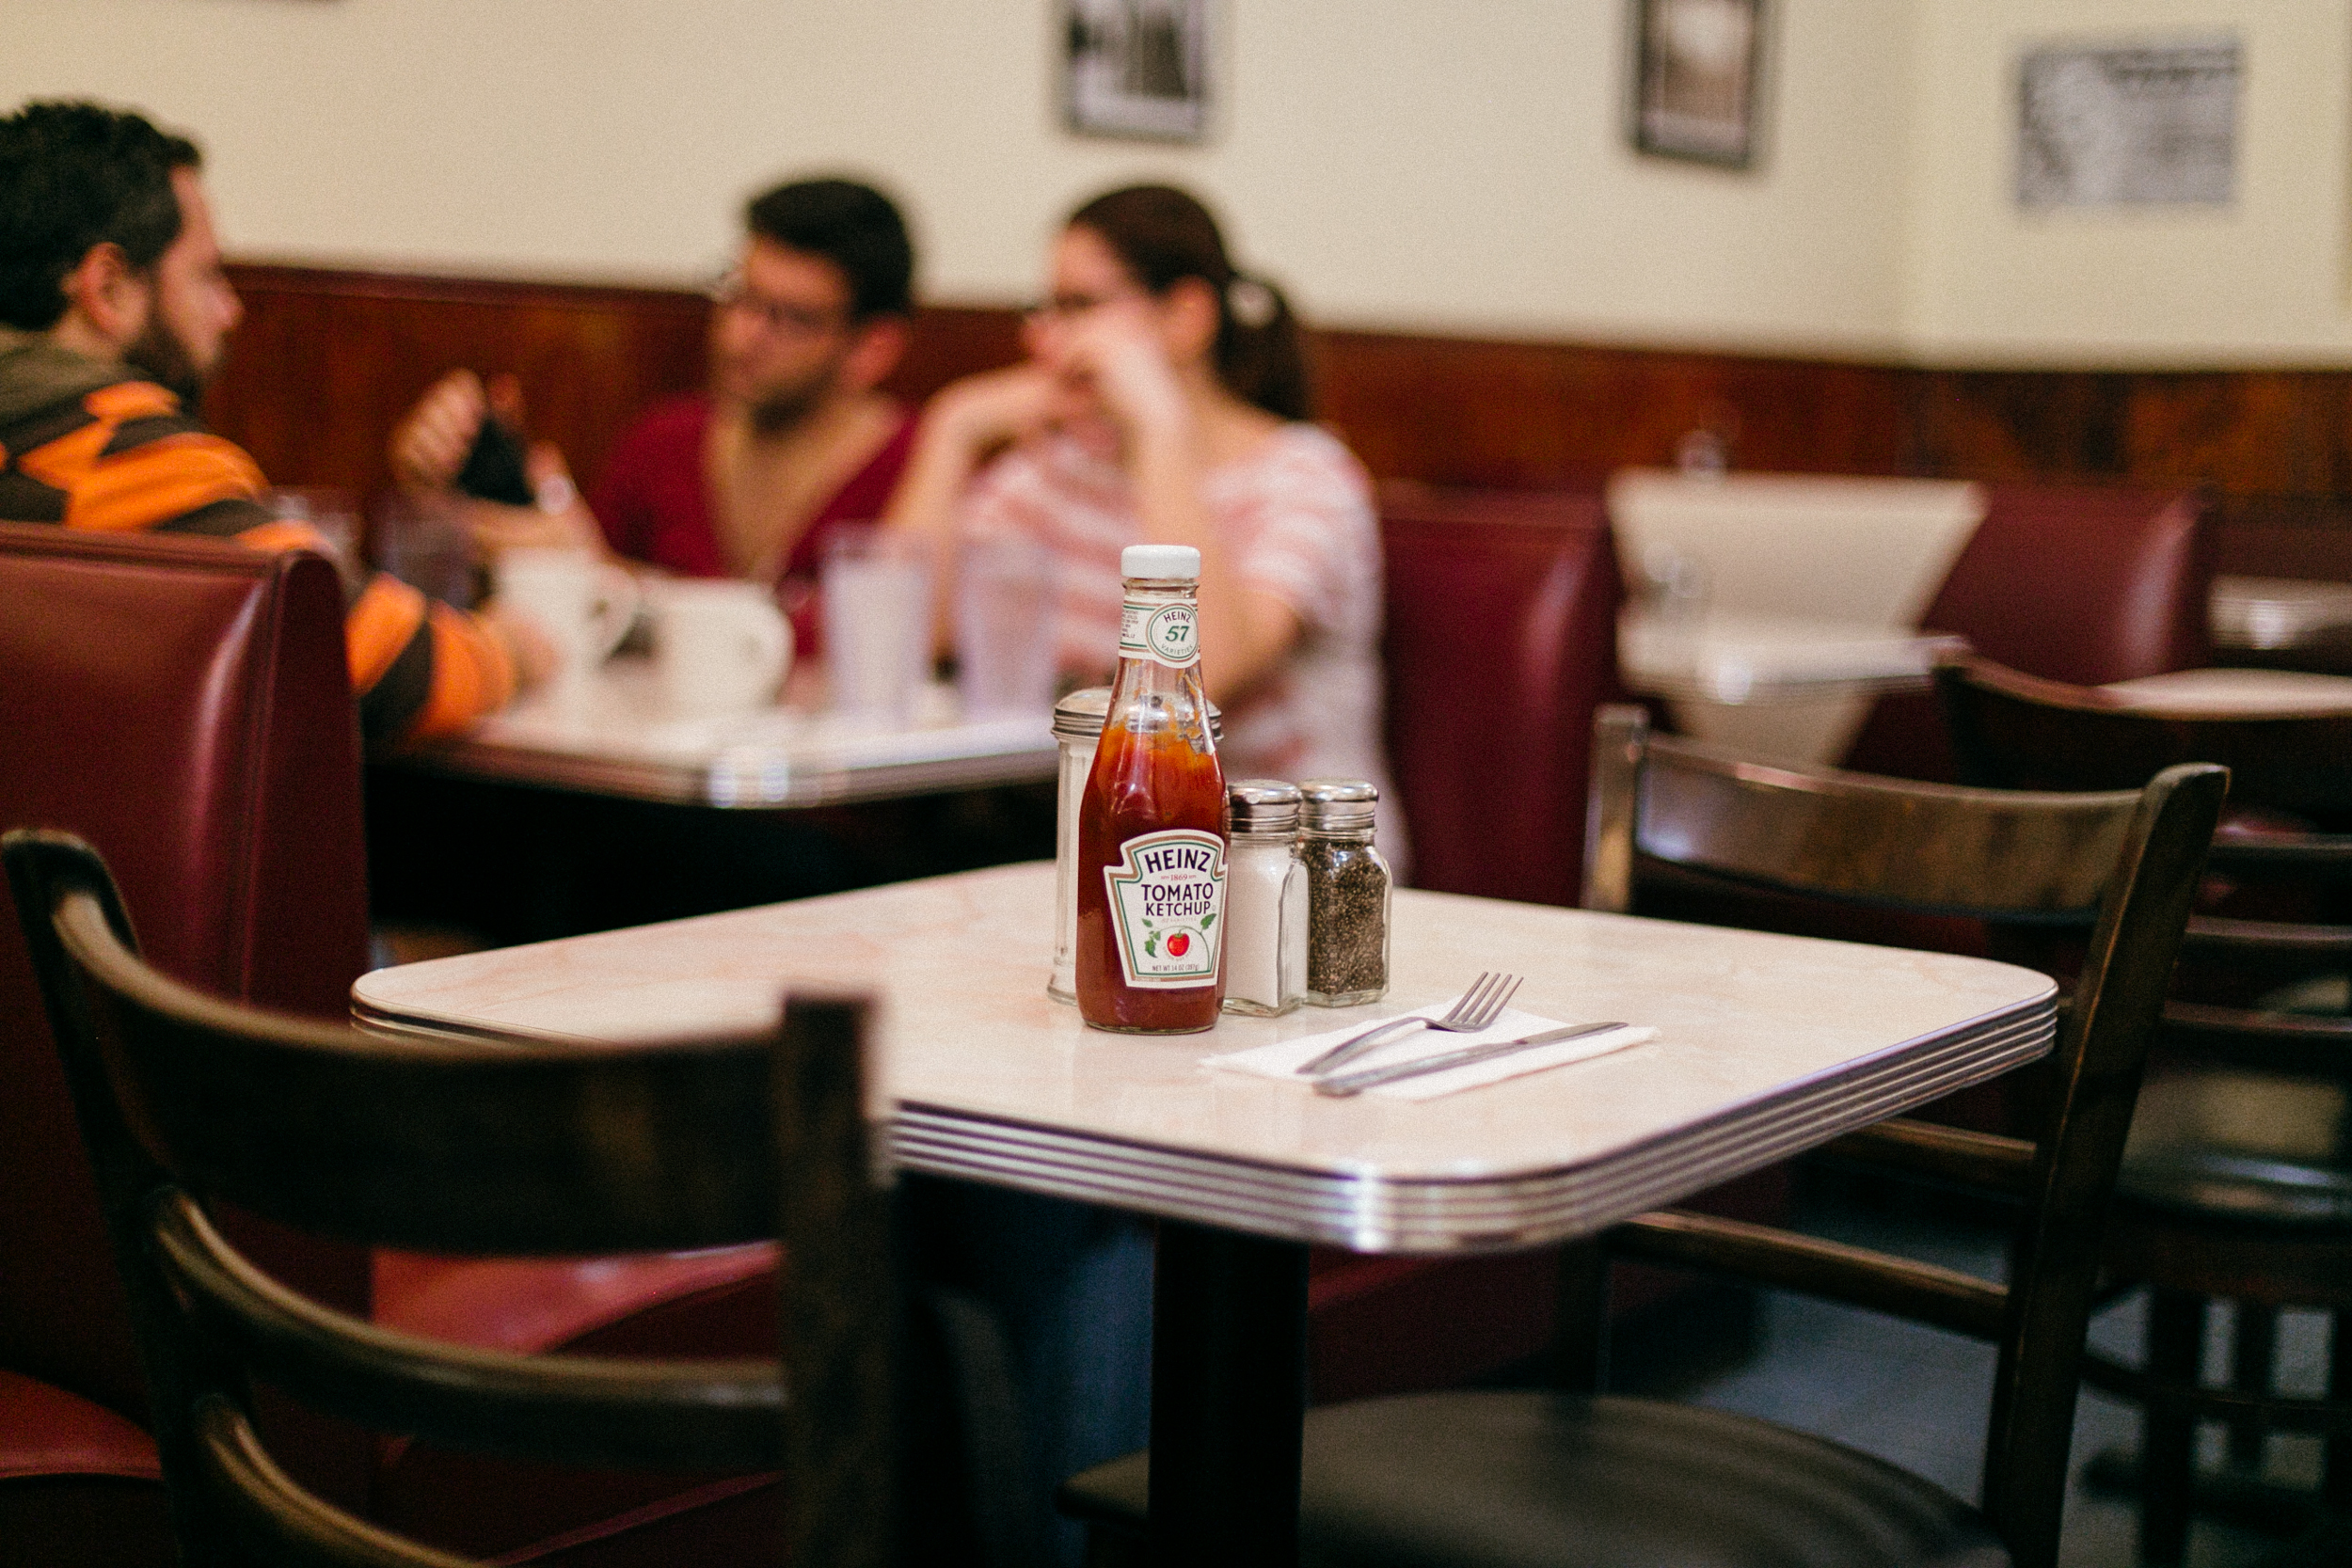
[{"x1": 888, "y1": 182, "x2": 1396, "y2": 798}]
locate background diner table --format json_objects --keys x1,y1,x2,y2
[
  {"x1": 395, "y1": 654, "x2": 1058, "y2": 809},
  {"x1": 367, "y1": 656, "x2": 1058, "y2": 945},
  {"x1": 353, "y1": 861, "x2": 2058, "y2": 1562}
]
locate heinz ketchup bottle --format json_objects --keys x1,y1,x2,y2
[{"x1": 1076, "y1": 544, "x2": 1228, "y2": 1032}]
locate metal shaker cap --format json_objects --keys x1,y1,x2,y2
[
  {"x1": 1227, "y1": 779, "x2": 1302, "y2": 835},
  {"x1": 1299, "y1": 778, "x2": 1379, "y2": 832},
  {"x1": 1052, "y1": 687, "x2": 1222, "y2": 741}
]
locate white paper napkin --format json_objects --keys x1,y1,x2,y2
[{"x1": 1203, "y1": 1006, "x2": 1659, "y2": 1101}]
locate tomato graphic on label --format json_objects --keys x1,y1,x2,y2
[{"x1": 1168, "y1": 932, "x2": 1191, "y2": 957}]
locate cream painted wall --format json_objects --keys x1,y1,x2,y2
[
  {"x1": 0, "y1": 0, "x2": 1915, "y2": 356},
  {"x1": 1907, "y1": 0, "x2": 2352, "y2": 367}
]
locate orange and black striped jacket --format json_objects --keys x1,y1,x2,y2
[{"x1": 0, "y1": 331, "x2": 511, "y2": 746}]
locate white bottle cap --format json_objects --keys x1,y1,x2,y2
[{"x1": 1121, "y1": 544, "x2": 1200, "y2": 580}]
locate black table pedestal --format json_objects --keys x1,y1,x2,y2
[{"x1": 1148, "y1": 1221, "x2": 1310, "y2": 1567}]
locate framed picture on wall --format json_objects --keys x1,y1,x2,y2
[
  {"x1": 2016, "y1": 38, "x2": 2239, "y2": 208},
  {"x1": 1630, "y1": 0, "x2": 1765, "y2": 168},
  {"x1": 1062, "y1": 0, "x2": 1213, "y2": 143}
]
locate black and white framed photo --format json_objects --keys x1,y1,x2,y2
[
  {"x1": 1630, "y1": 0, "x2": 1766, "y2": 168},
  {"x1": 2016, "y1": 38, "x2": 2240, "y2": 209},
  {"x1": 1062, "y1": 0, "x2": 1213, "y2": 143}
]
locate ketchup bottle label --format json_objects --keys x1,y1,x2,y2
[
  {"x1": 1118, "y1": 603, "x2": 1201, "y2": 668},
  {"x1": 1102, "y1": 829, "x2": 1226, "y2": 987}
]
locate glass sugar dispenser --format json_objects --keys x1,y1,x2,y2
[
  {"x1": 1221, "y1": 781, "x2": 1308, "y2": 1017},
  {"x1": 1299, "y1": 778, "x2": 1391, "y2": 1006},
  {"x1": 1049, "y1": 686, "x2": 1219, "y2": 1004}
]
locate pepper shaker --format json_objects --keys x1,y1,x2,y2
[
  {"x1": 1299, "y1": 779, "x2": 1391, "y2": 1006},
  {"x1": 1222, "y1": 781, "x2": 1308, "y2": 1016}
]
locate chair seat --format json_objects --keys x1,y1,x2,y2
[
  {"x1": 1060, "y1": 1391, "x2": 2009, "y2": 1568},
  {"x1": 2118, "y1": 1146, "x2": 2352, "y2": 1230},
  {"x1": 0, "y1": 1369, "x2": 160, "y2": 1482}
]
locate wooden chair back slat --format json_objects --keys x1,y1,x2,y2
[
  {"x1": 5, "y1": 828, "x2": 896, "y2": 1568},
  {"x1": 1939, "y1": 652, "x2": 2352, "y2": 814},
  {"x1": 1578, "y1": 705, "x2": 2227, "y2": 1568},
  {"x1": 1610, "y1": 719, "x2": 2146, "y2": 919},
  {"x1": 152, "y1": 1193, "x2": 783, "y2": 1472}
]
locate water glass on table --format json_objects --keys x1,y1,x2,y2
[
  {"x1": 822, "y1": 525, "x2": 931, "y2": 723},
  {"x1": 955, "y1": 536, "x2": 1061, "y2": 719}
]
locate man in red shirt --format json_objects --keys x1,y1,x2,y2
[{"x1": 393, "y1": 180, "x2": 918, "y2": 649}]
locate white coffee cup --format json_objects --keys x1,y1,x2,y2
[
  {"x1": 648, "y1": 579, "x2": 793, "y2": 715},
  {"x1": 494, "y1": 548, "x2": 640, "y2": 685}
]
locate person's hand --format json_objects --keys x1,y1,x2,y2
[
  {"x1": 475, "y1": 597, "x2": 563, "y2": 691},
  {"x1": 390, "y1": 371, "x2": 529, "y2": 493},
  {"x1": 1051, "y1": 302, "x2": 1188, "y2": 445},
  {"x1": 457, "y1": 443, "x2": 604, "y2": 558},
  {"x1": 930, "y1": 363, "x2": 1067, "y2": 455}
]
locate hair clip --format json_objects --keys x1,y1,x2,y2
[{"x1": 1226, "y1": 276, "x2": 1278, "y2": 330}]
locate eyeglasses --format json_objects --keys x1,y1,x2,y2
[
  {"x1": 707, "y1": 270, "x2": 850, "y2": 340},
  {"x1": 1022, "y1": 287, "x2": 1150, "y2": 325}
]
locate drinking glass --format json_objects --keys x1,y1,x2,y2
[
  {"x1": 955, "y1": 536, "x2": 1062, "y2": 719},
  {"x1": 821, "y1": 525, "x2": 932, "y2": 723}
]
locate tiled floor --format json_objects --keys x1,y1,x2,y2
[{"x1": 1606, "y1": 1180, "x2": 2334, "y2": 1568}]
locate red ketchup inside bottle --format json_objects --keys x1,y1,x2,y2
[{"x1": 1076, "y1": 547, "x2": 1227, "y2": 1033}]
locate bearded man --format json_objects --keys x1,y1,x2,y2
[
  {"x1": 0, "y1": 100, "x2": 538, "y2": 745},
  {"x1": 392, "y1": 179, "x2": 916, "y2": 644}
]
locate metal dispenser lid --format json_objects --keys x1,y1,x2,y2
[
  {"x1": 1227, "y1": 779, "x2": 1302, "y2": 835},
  {"x1": 1299, "y1": 778, "x2": 1379, "y2": 832},
  {"x1": 1052, "y1": 687, "x2": 1221, "y2": 741}
]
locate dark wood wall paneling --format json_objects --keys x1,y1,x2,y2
[{"x1": 207, "y1": 263, "x2": 2352, "y2": 578}]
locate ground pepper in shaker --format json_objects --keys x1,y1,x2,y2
[
  {"x1": 1299, "y1": 779, "x2": 1391, "y2": 1006},
  {"x1": 1222, "y1": 781, "x2": 1308, "y2": 1016}
]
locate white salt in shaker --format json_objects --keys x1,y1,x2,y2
[
  {"x1": 1221, "y1": 780, "x2": 1308, "y2": 1017},
  {"x1": 1050, "y1": 689, "x2": 1219, "y2": 1003}
]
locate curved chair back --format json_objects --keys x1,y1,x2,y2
[
  {"x1": 0, "y1": 524, "x2": 371, "y2": 1421},
  {"x1": 1581, "y1": 705, "x2": 2227, "y2": 1568},
  {"x1": 1938, "y1": 650, "x2": 2352, "y2": 815},
  {"x1": 5, "y1": 830, "x2": 894, "y2": 1568}
]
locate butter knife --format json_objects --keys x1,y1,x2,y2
[{"x1": 1311, "y1": 1022, "x2": 1629, "y2": 1099}]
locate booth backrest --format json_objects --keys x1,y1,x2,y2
[
  {"x1": 1844, "y1": 484, "x2": 2213, "y2": 780},
  {"x1": 1380, "y1": 484, "x2": 1625, "y2": 906},
  {"x1": 0, "y1": 523, "x2": 372, "y2": 1418}
]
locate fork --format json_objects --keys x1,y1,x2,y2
[{"x1": 1297, "y1": 972, "x2": 1524, "y2": 1078}]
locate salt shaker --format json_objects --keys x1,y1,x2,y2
[
  {"x1": 1049, "y1": 688, "x2": 1219, "y2": 1003},
  {"x1": 1299, "y1": 779, "x2": 1391, "y2": 1006},
  {"x1": 1222, "y1": 781, "x2": 1308, "y2": 1016}
]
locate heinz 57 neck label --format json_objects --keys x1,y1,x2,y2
[
  {"x1": 1119, "y1": 600, "x2": 1200, "y2": 669},
  {"x1": 1103, "y1": 829, "x2": 1225, "y2": 987}
]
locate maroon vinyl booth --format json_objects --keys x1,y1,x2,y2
[
  {"x1": 1844, "y1": 483, "x2": 2212, "y2": 780},
  {"x1": 1297, "y1": 485, "x2": 1629, "y2": 1401},
  {"x1": 0, "y1": 524, "x2": 778, "y2": 1563}
]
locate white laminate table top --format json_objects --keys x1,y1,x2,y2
[
  {"x1": 354, "y1": 863, "x2": 2056, "y2": 1253},
  {"x1": 395, "y1": 658, "x2": 1058, "y2": 807}
]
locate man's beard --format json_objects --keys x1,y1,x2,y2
[
  {"x1": 734, "y1": 349, "x2": 850, "y2": 437},
  {"x1": 123, "y1": 315, "x2": 213, "y2": 406}
]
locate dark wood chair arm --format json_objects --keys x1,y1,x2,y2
[
  {"x1": 1817, "y1": 1117, "x2": 2037, "y2": 1197},
  {"x1": 1609, "y1": 1209, "x2": 2008, "y2": 1341},
  {"x1": 2161, "y1": 1000, "x2": 2352, "y2": 1079},
  {"x1": 2183, "y1": 914, "x2": 2352, "y2": 956}
]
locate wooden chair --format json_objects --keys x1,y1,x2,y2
[
  {"x1": 1941, "y1": 651, "x2": 2352, "y2": 1563},
  {"x1": 1062, "y1": 706, "x2": 2225, "y2": 1568},
  {"x1": 3, "y1": 828, "x2": 896, "y2": 1568}
]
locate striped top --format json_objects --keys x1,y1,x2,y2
[
  {"x1": 961, "y1": 422, "x2": 1397, "y2": 807},
  {"x1": 0, "y1": 334, "x2": 511, "y2": 747}
]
